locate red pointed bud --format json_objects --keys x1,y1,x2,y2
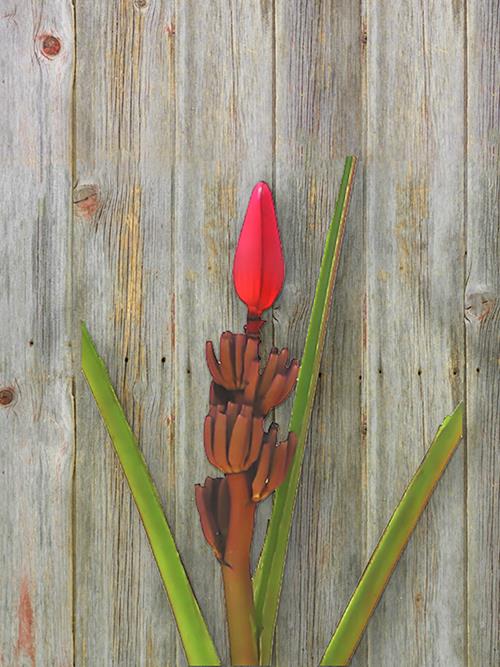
[{"x1": 233, "y1": 182, "x2": 285, "y2": 322}]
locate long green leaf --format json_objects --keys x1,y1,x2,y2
[
  {"x1": 81, "y1": 323, "x2": 221, "y2": 667},
  {"x1": 321, "y1": 403, "x2": 463, "y2": 666},
  {"x1": 253, "y1": 157, "x2": 357, "y2": 664}
]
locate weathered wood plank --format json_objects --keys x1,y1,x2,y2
[
  {"x1": 73, "y1": 1, "x2": 178, "y2": 664},
  {"x1": 273, "y1": 2, "x2": 365, "y2": 666},
  {"x1": 465, "y1": 1, "x2": 500, "y2": 664},
  {"x1": 0, "y1": 2, "x2": 74, "y2": 665},
  {"x1": 2, "y1": 2, "x2": 497, "y2": 665},
  {"x1": 364, "y1": 2, "x2": 466, "y2": 665},
  {"x1": 174, "y1": 3, "x2": 274, "y2": 663}
]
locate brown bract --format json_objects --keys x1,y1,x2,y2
[
  {"x1": 204, "y1": 403, "x2": 264, "y2": 474},
  {"x1": 196, "y1": 422, "x2": 296, "y2": 566},
  {"x1": 195, "y1": 477, "x2": 229, "y2": 563},
  {"x1": 196, "y1": 330, "x2": 299, "y2": 578},
  {"x1": 206, "y1": 332, "x2": 299, "y2": 416},
  {"x1": 251, "y1": 428, "x2": 297, "y2": 502}
]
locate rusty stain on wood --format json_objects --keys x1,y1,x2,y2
[{"x1": 15, "y1": 578, "x2": 35, "y2": 667}]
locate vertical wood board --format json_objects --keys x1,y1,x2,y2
[
  {"x1": 73, "y1": 1, "x2": 178, "y2": 664},
  {"x1": 365, "y1": 2, "x2": 466, "y2": 665},
  {"x1": 0, "y1": 2, "x2": 74, "y2": 665},
  {"x1": 274, "y1": 2, "x2": 365, "y2": 665},
  {"x1": 465, "y1": 1, "x2": 500, "y2": 665}
]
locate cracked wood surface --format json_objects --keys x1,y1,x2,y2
[{"x1": 1, "y1": 1, "x2": 498, "y2": 666}]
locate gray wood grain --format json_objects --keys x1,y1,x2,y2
[
  {"x1": 1, "y1": 1, "x2": 498, "y2": 665},
  {"x1": 364, "y1": 2, "x2": 467, "y2": 666},
  {"x1": 273, "y1": 2, "x2": 366, "y2": 666},
  {"x1": 0, "y1": 1, "x2": 74, "y2": 665},
  {"x1": 73, "y1": 1, "x2": 178, "y2": 665},
  {"x1": 466, "y1": 1, "x2": 500, "y2": 665}
]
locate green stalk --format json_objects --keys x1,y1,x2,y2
[
  {"x1": 81, "y1": 323, "x2": 220, "y2": 667},
  {"x1": 321, "y1": 403, "x2": 463, "y2": 666},
  {"x1": 253, "y1": 157, "x2": 357, "y2": 664}
]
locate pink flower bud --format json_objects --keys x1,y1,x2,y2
[{"x1": 233, "y1": 182, "x2": 285, "y2": 322}]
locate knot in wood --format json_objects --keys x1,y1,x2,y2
[
  {"x1": 0, "y1": 387, "x2": 15, "y2": 406},
  {"x1": 41, "y1": 35, "x2": 61, "y2": 58},
  {"x1": 73, "y1": 184, "x2": 100, "y2": 219}
]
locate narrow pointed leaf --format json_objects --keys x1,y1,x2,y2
[
  {"x1": 321, "y1": 403, "x2": 463, "y2": 666},
  {"x1": 81, "y1": 322, "x2": 221, "y2": 667},
  {"x1": 253, "y1": 157, "x2": 357, "y2": 664}
]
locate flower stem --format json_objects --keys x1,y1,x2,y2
[
  {"x1": 244, "y1": 313, "x2": 265, "y2": 338},
  {"x1": 221, "y1": 473, "x2": 258, "y2": 665}
]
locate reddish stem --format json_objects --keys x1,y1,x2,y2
[
  {"x1": 221, "y1": 473, "x2": 258, "y2": 665},
  {"x1": 244, "y1": 312, "x2": 265, "y2": 338}
]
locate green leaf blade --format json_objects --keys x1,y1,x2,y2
[
  {"x1": 320, "y1": 403, "x2": 464, "y2": 666},
  {"x1": 253, "y1": 157, "x2": 357, "y2": 664},
  {"x1": 81, "y1": 323, "x2": 221, "y2": 667}
]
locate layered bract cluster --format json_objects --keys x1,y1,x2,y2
[{"x1": 196, "y1": 331, "x2": 299, "y2": 562}]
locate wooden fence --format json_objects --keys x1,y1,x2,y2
[{"x1": 1, "y1": 1, "x2": 498, "y2": 665}]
